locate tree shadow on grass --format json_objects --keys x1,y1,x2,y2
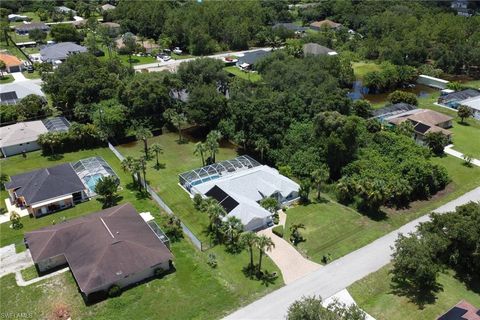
[
  {"x1": 153, "y1": 163, "x2": 166, "y2": 170},
  {"x1": 47, "y1": 153, "x2": 64, "y2": 161},
  {"x1": 390, "y1": 279, "x2": 443, "y2": 309},
  {"x1": 456, "y1": 121, "x2": 470, "y2": 127},
  {"x1": 313, "y1": 196, "x2": 329, "y2": 204},
  {"x1": 96, "y1": 195, "x2": 123, "y2": 209},
  {"x1": 241, "y1": 265, "x2": 278, "y2": 286},
  {"x1": 135, "y1": 190, "x2": 151, "y2": 200}
]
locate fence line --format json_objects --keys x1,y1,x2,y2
[{"x1": 108, "y1": 142, "x2": 204, "y2": 251}]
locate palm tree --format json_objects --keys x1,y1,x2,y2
[
  {"x1": 206, "y1": 202, "x2": 226, "y2": 242},
  {"x1": 255, "y1": 137, "x2": 269, "y2": 162},
  {"x1": 121, "y1": 156, "x2": 137, "y2": 187},
  {"x1": 290, "y1": 223, "x2": 305, "y2": 245},
  {"x1": 134, "y1": 126, "x2": 153, "y2": 159},
  {"x1": 256, "y1": 235, "x2": 275, "y2": 274},
  {"x1": 150, "y1": 143, "x2": 163, "y2": 168},
  {"x1": 221, "y1": 216, "x2": 243, "y2": 249},
  {"x1": 240, "y1": 232, "x2": 258, "y2": 273},
  {"x1": 206, "y1": 130, "x2": 222, "y2": 163},
  {"x1": 193, "y1": 142, "x2": 208, "y2": 166},
  {"x1": 164, "y1": 109, "x2": 188, "y2": 143},
  {"x1": 137, "y1": 156, "x2": 148, "y2": 190},
  {"x1": 311, "y1": 165, "x2": 328, "y2": 200}
]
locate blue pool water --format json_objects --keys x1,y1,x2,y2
[
  {"x1": 84, "y1": 174, "x2": 104, "y2": 192},
  {"x1": 191, "y1": 175, "x2": 220, "y2": 186}
]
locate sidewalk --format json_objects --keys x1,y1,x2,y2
[{"x1": 444, "y1": 145, "x2": 480, "y2": 167}]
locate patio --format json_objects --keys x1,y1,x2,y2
[{"x1": 0, "y1": 198, "x2": 29, "y2": 224}]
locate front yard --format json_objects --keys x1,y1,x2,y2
[
  {"x1": 224, "y1": 66, "x2": 263, "y2": 83},
  {"x1": 285, "y1": 155, "x2": 480, "y2": 264},
  {"x1": 349, "y1": 265, "x2": 480, "y2": 320}
]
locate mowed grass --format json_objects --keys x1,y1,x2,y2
[
  {"x1": 0, "y1": 75, "x2": 14, "y2": 84},
  {"x1": 349, "y1": 265, "x2": 480, "y2": 320},
  {"x1": 352, "y1": 61, "x2": 383, "y2": 79},
  {"x1": 117, "y1": 132, "x2": 238, "y2": 243},
  {"x1": 0, "y1": 239, "x2": 282, "y2": 320},
  {"x1": 224, "y1": 66, "x2": 263, "y2": 83},
  {"x1": 0, "y1": 147, "x2": 282, "y2": 319},
  {"x1": 285, "y1": 155, "x2": 480, "y2": 264}
]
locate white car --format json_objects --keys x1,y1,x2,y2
[{"x1": 173, "y1": 47, "x2": 182, "y2": 55}]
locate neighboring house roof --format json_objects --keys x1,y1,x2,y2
[
  {"x1": 437, "y1": 300, "x2": 480, "y2": 320},
  {"x1": 441, "y1": 89, "x2": 480, "y2": 103},
  {"x1": 56, "y1": 6, "x2": 76, "y2": 13},
  {"x1": 310, "y1": 19, "x2": 342, "y2": 29},
  {"x1": 237, "y1": 50, "x2": 271, "y2": 66},
  {"x1": 101, "y1": 4, "x2": 116, "y2": 10},
  {"x1": 194, "y1": 165, "x2": 299, "y2": 226},
  {"x1": 406, "y1": 109, "x2": 453, "y2": 126},
  {"x1": 273, "y1": 23, "x2": 308, "y2": 33},
  {"x1": 371, "y1": 103, "x2": 417, "y2": 118},
  {"x1": 386, "y1": 109, "x2": 453, "y2": 137},
  {"x1": 15, "y1": 22, "x2": 49, "y2": 32},
  {"x1": 458, "y1": 95, "x2": 480, "y2": 111},
  {"x1": 5, "y1": 162, "x2": 85, "y2": 205},
  {"x1": 303, "y1": 43, "x2": 337, "y2": 56},
  {"x1": 40, "y1": 42, "x2": 87, "y2": 62},
  {"x1": 102, "y1": 22, "x2": 120, "y2": 28},
  {"x1": 41, "y1": 117, "x2": 71, "y2": 132},
  {"x1": 25, "y1": 203, "x2": 173, "y2": 294},
  {"x1": 0, "y1": 53, "x2": 22, "y2": 67},
  {"x1": 0, "y1": 82, "x2": 45, "y2": 105},
  {"x1": 0, "y1": 121, "x2": 48, "y2": 149}
]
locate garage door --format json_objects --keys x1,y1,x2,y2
[{"x1": 9, "y1": 66, "x2": 20, "y2": 73}]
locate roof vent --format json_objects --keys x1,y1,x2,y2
[{"x1": 115, "y1": 271, "x2": 122, "y2": 276}]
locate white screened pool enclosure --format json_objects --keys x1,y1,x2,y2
[
  {"x1": 72, "y1": 157, "x2": 119, "y2": 197},
  {"x1": 179, "y1": 155, "x2": 261, "y2": 191}
]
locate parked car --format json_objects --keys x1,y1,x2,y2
[
  {"x1": 27, "y1": 65, "x2": 34, "y2": 73},
  {"x1": 157, "y1": 54, "x2": 171, "y2": 61},
  {"x1": 173, "y1": 47, "x2": 182, "y2": 55}
]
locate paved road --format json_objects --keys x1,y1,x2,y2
[
  {"x1": 133, "y1": 47, "x2": 272, "y2": 72},
  {"x1": 225, "y1": 186, "x2": 480, "y2": 320}
]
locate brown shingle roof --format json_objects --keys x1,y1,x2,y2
[
  {"x1": 25, "y1": 203, "x2": 172, "y2": 294},
  {"x1": 0, "y1": 53, "x2": 22, "y2": 67},
  {"x1": 310, "y1": 19, "x2": 342, "y2": 29},
  {"x1": 407, "y1": 109, "x2": 453, "y2": 126}
]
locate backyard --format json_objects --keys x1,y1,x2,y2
[
  {"x1": 352, "y1": 61, "x2": 383, "y2": 79},
  {"x1": 285, "y1": 154, "x2": 480, "y2": 264},
  {"x1": 0, "y1": 146, "x2": 283, "y2": 319},
  {"x1": 349, "y1": 265, "x2": 480, "y2": 320},
  {"x1": 224, "y1": 66, "x2": 263, "y2": 83}
]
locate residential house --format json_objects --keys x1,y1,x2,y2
[
  {"x1": 273, "y1": 23, "x2": 309, "y2": 35},
  {"x1": 0, "y1": 81, "x2": 45, "y2": 105},
  {"x1": 56, "y1": 6, "x2": 77, "y2": 16},
  {"x1": 451, "y1": 0, "x2": 472, "y2": 17},
  {"x1": 303, "y1": 43, "x2": 338, "y2": 56},
  {"x1": 24, "y1": 203, "x2": 173, "y2": 299},
  {"x1": 101, "y1": 4, "x2": 116, "y2": 11},
  {"x1": 310, "y1": 19, "x2": 342, "y2": 30},
  {"x1": 385, "y1": 109, "x2": 453, "y2": 145},
  {"x1": 458, "y1": 95, "x2": 480, "y2": 120},
  {"x1": 40, "y1": 42, "x2": 87, "y2": 63},
  {"x1": 0, "y1": 53, "x2": 24, "y2": 73},
  {"x1": 416, "y1": 74, "x2": 449, "y2": 89},
  {"x1": 179, "y1": 156, "x2": 299, "y2": 231},
  {"x1": 371, "y1": 103, "x2": 417, "y2": 120},
  {"x1": 237, "y1": 49, "x2": 272, "y2": 71},
  {"x1": 15, "y1": 22, "x2": 49, "y2": 35},
  {"x1": 437, "y1": 300, "x2": 479, "y2": 320},
  {"x1": 8, "y1": 14, "x2": 29, "y2": 22},
  {"x1": 438, "y1": 89, "x2": 480, "y2": 109},
  {"x1": 4, "y1": 163, "x2": 87, "y2": 216}
]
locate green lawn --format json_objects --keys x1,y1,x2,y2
[
  {"x1": 463, "y1": 79, "x2": 480, "y2": 89},
  {"x1": 349, "y1": 265, "x2": 480, "y2": 320},
  {"x1": 171, "y1": 53, "x2": 195, "y2": 60},
  {"x1": 22, "y1": 70, "x2": 41, "y2": 79},
  {"x1": 352, "y1": 61, "x2": 383, "y2": 79},
  {"x1": 0, "y1": 146, "x2": 283, "y2": 319},
  {"x1": 117, "y1": 133, "x2": 238, "y2": 244},
  {"x1": 285, "y1": 155, "x2": 480, "y2": 264},
  {"x1": 20, "y1": 265, "x2": 38, "y2": 281},
  {"x1": 0, "y1": 75, "x2": 14, "y2": 84},
  {"x1": 224, "y1": 66, "x2": 263, "y2": 83}
]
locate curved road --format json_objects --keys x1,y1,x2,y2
[{"x1": 225, "y1": 186, "x2": 480, "y2": 320}]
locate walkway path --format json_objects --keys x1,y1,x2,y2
[
  {"x1": 11, "y1": 72, "x2": 26, "y2": 82},
  {"x1": 0, "y1": 245, "x2": 33, "y2": 278},
  {"x1": 445, "y1": 145, "x2": 480, "y2": 167},
  {"x1": 257, "y1": 210, "x2": 321, "y2": 284},
  {"x1": 323, "y1": 289, "x2": 375, "y2": 320},
  {"x1": 225, "y1": 186, "x2": 480, "y2": 319}
]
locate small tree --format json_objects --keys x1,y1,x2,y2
[
  {"x1": 463, "y1": 154, "x2": 473, "y2": 167},
  {"x1": 425, "y1": 132, "x2": 448, "y2": 156},
  {"x1": 287, "y1": 296, "x2": 367, "y2": 320},
  {"x1": 150, "y1": 143, "x2": 163, "y2": 169},
  {"x1": 121, "y1": 156, "x2": 137, "y2": 187},
  {"x1": 29, "y1": 29, "x2": 47, "y2": 43},
  {"x1": 122, "y1": 33, "x2": 137, "y2": 67},
  {"x1": 311, "y1": 165, "x2": 328, "y2": 200},
  {"x1": 164, "y1": 109, "x2": 188, "y2": 143},
  {"x1": 290, "y1": 223, "x2": 305, "y2": 245},
  {"x1": 240, "y1": 231, "x2": 258, "y2": 274},
  {"x1": 0, "y1": 60, "x2": 6, "y2": 78},
  {"x1": 221, "y1": 216, "x2": 244, "y2": 252},
  {"x1": 162, "y1": 216, "x2": 183, "y2": 242},
  {"x1": 298, "y1": 180, "x2": 311, "y2": 204},
  {"x1": 0, "y1": 173, "x2": 9, "y2": 190},
  {"x1": 10, "y1": 211, "x2": 23, "y2": 230},
  {"x1": 136, "y1": 156, "x2": 148, "y2": 190},
  {"x1": 94, "y1": 176, "x2": 120, "y2": 208},
  {"x1": 457, "y1": 105, "x2": 472, "y2": 124},
  {"x1": 256, "y1": 235, "x2": 275, "y2": 274},
  {"x1": 193, "y1": 142, "x2": 208, "y2": 166},
  {"x1": 388, "y1": 90, "x2": 418, "y2": 106}
]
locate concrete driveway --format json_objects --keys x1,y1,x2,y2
[
  {"x1": 0, "y1": 244, "x2": 33, "y2": 278},
  {"x1": 225, "y1": 187, "x2": 480, "y2": 320}
]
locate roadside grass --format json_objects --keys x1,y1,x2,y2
[
  {"x1": 97, "y1": 47, "x2": 157, "y2": 66},
  {"x1": 116, "y1": 132, "x2": 238, "y2": 243},
  {"x1": 20, "y1": 265, "x2": 38, "y2": 281},
  {"x1": 224, "y1": 66, "x2": 262, "y2": 83},
  {"x1": 0, "y1": 75, "x2": 14, "y2": 84},
  {"x1": 0, "y1": 146, "x2": 282, "y2": 319},
  {"x1": 349, "y1": 265, "x2": 480, "y2": 320},
  {"x1": 463, "y1": 79, "x2": 480, "y2": 88},
  {"x1": 352, "y1": 61, "x2": 383, "y2": 79},
  {"x1": 22, "y1": 70, "x2": 41, "y2": 79},
  {"x1": 285, "y1": 155, "x2": 480, "y2": 264},
  {"x1": 171, "y1": 53, "x2": 194, "y2": 60}
]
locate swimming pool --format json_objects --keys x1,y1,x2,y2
[
  {"x1": 190, "y1": 175, "x2": 220, "y2": 187},
  {"x1": 84, "y1": 173, "x2": 104, "y2": 192}
]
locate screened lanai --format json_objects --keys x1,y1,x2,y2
[
  {"x1": 179, "y1": 155, "x2": 261, "y2": 191},
  {"x1": 42, "y1": 117, "x2": 71, "y2": 132},
  {"x1": 72, "y1": 157, "x2": 119, "y2": 196}
]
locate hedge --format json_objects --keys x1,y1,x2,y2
[{"x1": 272, "y1": 225, "x2": 284, "y2": 238}]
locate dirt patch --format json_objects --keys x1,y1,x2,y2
[{"x1": 49, "y1": 302, "x2": 70, "y2": 320}]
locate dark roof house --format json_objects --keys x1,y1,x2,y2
[
  {"x1": 310, "y1": 19, "x2": 343, "y2": 30},
  {"x1": 25, "y1": 203, "x2": 173, "y2": 297},
  {"x1": 15, "y1": 22, "x2": 49, "y2": 35},
  {"x1": 40, "y1": 42, "x2": 87, "y2": 62},
  {"x1": 5, "y1": 163, "x2": 85, "y2": 206},
  {"x1": 372, "y1": 103, "x2": 418, "y2": 118},
  {"x1": 237, "y1": 50, "x2": 271, "y2": 69},
  {"x1": 439, "y1": 89, "x2": 480, "y2": 105},
  {"x1": 303, "y1": 43, "x2": 337, "y2": 56},
  {"x1": 273, "y1": 23, "x2": 309, "y2": 33},
  {"x1": 437, "y1": 300, "x2": 480, "y2": 320}
]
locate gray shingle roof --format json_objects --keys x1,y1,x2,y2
[
  {"x1": 40, "y1": 42, "x2": 87, "y2": 62},
  {"x1": 442, "y1": 89, "x2": 480, "y2": 102},
  {"x1": 303, "y1": 43, "x2": 336, "y2": 56},
  {"x1": 238, "y1": 50, "x2": 271, "y2": 66},
  {"x1": 5, "y1": 163, "x2": 85, "y2": 205},
  {"x1": 15, "y1": 22, "x2": 49, "y2": 32},
  {"x1": 25, "y1": 203, "x2": 173, "y2": 294}
]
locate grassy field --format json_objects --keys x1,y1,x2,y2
[
  {"x1": 0, "y1": 75, "x2": 14, "y2": 84},
  {"x1": 285, "y1": 155, "x2": 480, "y2": 264},
  {"x1": 224, "y1": 66, "x2": 263, "y2": 83},
  {"x1": 349, "y1": 265, "x2": 480, "y2": 320},
  {"x1": 352, "y1": 61, "x2": 383, "y2": 79},
  {"x1": 117, "y1": 133, "x2": 238, "y2": 243},
  {"x1": 0, "y1": 146, "x2": 282, "y2": 319},
  {"x1": 20, "y1": 265, "x2": 39, "y2": 281},
  {"x1": 22, "y1": 70, "x2": 41, "y2": 79}
]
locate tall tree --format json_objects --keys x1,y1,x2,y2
[
  {"x1": 121, "y1": 156, "x2": 137, "y2": 187},
  {"x1": 164, "y1": 109, "x2": 188, "y2": 143},
  {"x1": 256, "y1": 235, "x2": 275, "y2": 274},
  {"x1": 221, "y1": 216, "x2": 244, "y2": 252},
  {"x1": 206, "y1": 130, "x2": 222, "y2": 163},
  {"x1": 134, "y1": 126, "x2": 153, "y2": 159},
  {"x1": 255, "y1": 137, "x2": 270, "y2": 162},
  {"x1": 94, "y1": 176, "x2": 120, "y2": 208},
  {"x1": 457, "y1": 105, "x2": 472, "y2": 124},
  {"x1": 310, "y1": 165, "x2": 329, "y2": 200},
  {"x1": 240, "y1": 231, "x2": 259, "y2": 274},
  {"x1": 150, "y1": 143, "x2": 163, "y2": 168},
  {"x1": 193, "y1": 142, "x2": 208, "y2": 166}
]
